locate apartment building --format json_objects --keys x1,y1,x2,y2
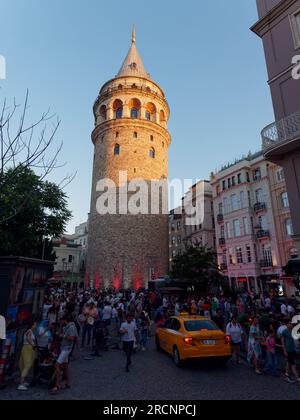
[{"x1": 211, "y1": 151, "x2": 296, "y2": 293}]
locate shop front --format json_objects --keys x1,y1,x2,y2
[{"x1": 0, "y1": 257, "x2": 54, "y2": 364}]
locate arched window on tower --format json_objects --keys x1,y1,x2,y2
[
  {"x1": 160, "y1": 110, "x2": 166, "y2": 123},
  {"x1": 131, "y1": 108, "x2": 138, "y2": 119},
  {"x1": 146, "y1": 102, "x2": 156, "y2": 122},
  {"x1": 113, "y1": 99, "x2": 123, "y2": 119},
  {"x1": 129, "y1": 98, "x2": 141, "y2": 119},
  {"x1": 149, "y1": 147, "x2": 155, "y2": 159},
  {"x1": 114, "y1": 144, "x2": 120, "y2": 156}
]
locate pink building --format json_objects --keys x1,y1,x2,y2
[
  {"x1": 211, "y1": 151, "x2": 296, "y2": 294},
  {"x1": 252, "y1": 0, "x2": 300, "y2": 286}
]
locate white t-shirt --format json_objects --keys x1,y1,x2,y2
[
  {"x1": 120, "y1": 321, "x2": 137, "y2": 342},
  {"x1": 0, "y1": 315, "x2": 6, "y2": 340},
  {"x1": 226, "y1": 322, "x2": 243, "y2": 344},
  {"x1": 102, "y1": 305, "x2": 113, "y2": 321}
]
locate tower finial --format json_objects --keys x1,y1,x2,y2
[{"x1": 132, "y1": 25, "x2": 136, "y2": 44}]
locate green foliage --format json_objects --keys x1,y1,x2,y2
[
  {"x1": 0, "y1": 166, "x2": 72, "y2": 259},
  {"x1": 171, "y1": 246, "x2": 220, "y2": 292}
]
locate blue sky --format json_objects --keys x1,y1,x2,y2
[{"x1": 0, "y1": 0, "x2": 274, "y2": 233}]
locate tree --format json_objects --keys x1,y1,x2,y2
[
  {"x1": 0, "y1": 166, "x2": 72, "y2": 259},
  {"x1": 171, "y1": 246, "x2": 220, "y2": 292},
  {"x1": 0, "y1": 90, "x2": 75, "y2": 224}
]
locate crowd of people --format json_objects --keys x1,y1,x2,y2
[{"x1": 2, "y1": 286, "x2": 300, "y2": 394}]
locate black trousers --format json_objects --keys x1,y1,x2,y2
[{"x1": 123, "y1": 341, "x2": 134, "y2": 368}]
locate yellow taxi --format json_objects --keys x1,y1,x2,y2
[{"x1": 156, "y1": 314, "x2": 232, "y2": 367}]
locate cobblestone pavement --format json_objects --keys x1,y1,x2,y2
[{"x1": 1, "y1": 339, "x2": 300, "y2": 400}]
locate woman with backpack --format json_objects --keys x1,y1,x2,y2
[{"x1": 226, "y1": 317, "x2": 244, "y2": 364}]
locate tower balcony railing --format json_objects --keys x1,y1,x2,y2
[{"x1": 262, "y1": 110, "x2": 300, "y2": 153}]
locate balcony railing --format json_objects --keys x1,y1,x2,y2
[
  {"x1": 257, "y1": 230, "x2": 270, "y2": 239},
  {"x1": 262, "y1": 110, "x2": 300, "y2": 152},
  {"x1": 260, "y1": 259, "x2": 274, "y2": 268},
  {"x1": 217, "y1": 214, "x2": 224, "y2": 223},
  {"x1": 254, "y1": 202, "x2": 266, "y2": 212},
  {"x1": 219, "y1": 238, "x2": 226, "y2": 246}
]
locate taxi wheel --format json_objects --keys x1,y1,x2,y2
[
  {"x1": 173, "y1": 346, "x2": 183, "y2": 368},
  {"x1": 155, "y1": 335, "x2": 161, "y2": 352}
]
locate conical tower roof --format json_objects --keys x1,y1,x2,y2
[{"x1": 117, "y1": 26, "x2": 151, "y2": 79}]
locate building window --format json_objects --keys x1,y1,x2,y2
[
  {"x1": 218, "y1": 202, "x2": 223, "y2": 214},
  {"x1": 246, "y1": 172, "x2": 250, "y2": 183},
  {"x1": 171, "y1": 223, "x2": 175, "y2": 231},
  {"x1": 172, "y1": 250, "x2": 177, "y2": 258},
  {"x1": 286, "y1": 219, "x2": 294, "y2": 236},
  {"x1": 243, "y1": 217, "x2": 250, "y2": 235},
  {"x1": 277, "y1": 169, "x2": 285, "y2": 182},
  {"x1": 262, "y1": 245, "x2": 273, "y2": 266},
  {"x1": 240, "y1": 191, "x2": 245, "y2": 209},
  {"x1": 172, "y1": 237, "x2": 176, "y2": 245},
  {"x1": 233, "y1": 219, "x2": 241, "y2": 237},
  {"x1": 134, "y1": 132, "x2": 138, "y2": 138},
  {"x1": 116, "y1": 132, "x2": 119, "y2": 138},
  {"x1": 259, "y1": 215, "x2": 268, "y2": 231},
  {"x1": 220, "y1": 225, "x2": 225, "y2": 238},
  {"x1": 177, "y1": 236, "x2": 181, "y2": 244},
  {"x1": 231, "y1": 194, "x2": 238, "y2": 211},
  {"x1": 236, "y1": 247, "x2": 243, "y2": 264},
  {"x1": 229, "y1": 248, "x2": 234, "y2": 265},
  {"x1": 114, "y1": 144, "x2": 120, "y2": 156},
  {"x1": 177, "y1": 221, "x2": 181, "y2": 230},
  {"x1": 223, "y1": 197, "x2": 228, "y2": 214},
  {"x1": 149, "y1": 148, "x2": 155, "y2": 159},
  {"x1": 253, "y1": 168, "x2": 261, "y2": 181},
  {"x1": 290, "y1": 9, "x2": 300, "y2": 48},
  {"x1": 228, "y1": 178, "x2": 232, "y2": 188},
  {"x1": 237, "y1": 173, "x2": 242, "y2": 184},
  {"x1": 150, "y1": 135, "x2": 154, "y2": 142},
  {"x1": 146, "y1": 111, "x2": 151, "y2": 121},
  {"x1": 281, "y1": 192, "x2": 289, "y2": 209},
  {"x1": 246, "y1": 245, "x2": 252, "y2": 263},
  {"x1": 222, "y1": 180, "x2": 226, "y2": 191},
  {"x1": 255, "y1": 188, "x2": 264, "y2": 203},
  {"x1": 131, "y1": 108, "x2": 138, "y2": 119},
  {"x1": 232, "y1": 176, "x2": 236, "y2": 187},
  {"x1": 68, "y1": 255, "x2": 73, "y2": 263},
  {"x1": 226, "y1": 222, "x2": 231, "y2": 239}
]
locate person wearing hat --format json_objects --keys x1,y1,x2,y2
[{"x1": 281, "y1": 319, "x2": 300, "y2": 384}]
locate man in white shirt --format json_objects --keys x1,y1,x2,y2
[{"x1": 120, "y1": 314, "x2": 137, "y2": 372}]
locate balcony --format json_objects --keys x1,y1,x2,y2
[
  {"x1": 262, "y1": 110, "x2": 300, "y2": 161},
  {"x1": 253, "y1": 202, "x2": 266, "y2": 213},
  {"x1": 219, "y1": 238, "x2": 226, "y2": 246},
  {"x1": 217, "y1": 214, "x2": 224, "y2": 223},
  {"x1": 257, "y1": 230, "x2": 270, "y2": 240},
  {"x1": 260, "y1": 259, "x2": 274, "y2": 268}
]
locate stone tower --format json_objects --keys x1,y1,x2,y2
[{"x1": 87, "y1": 28, "x2": 171, "y2": 289}]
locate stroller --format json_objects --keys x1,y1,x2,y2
[{"x1": 30, "y1": 346, "x2": 57, "y2": 389}]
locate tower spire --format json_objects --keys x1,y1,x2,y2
[{"x1": 132, "y1": 25, "x2": 136, "y2": 44}]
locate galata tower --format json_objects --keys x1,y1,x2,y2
[{"x1": 87, "y1": 28, "x2": 171, "y2": 290}]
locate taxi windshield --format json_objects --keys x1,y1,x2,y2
[{"x1": 184, "y1": 320, "x2": 218, "y2": 332}]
